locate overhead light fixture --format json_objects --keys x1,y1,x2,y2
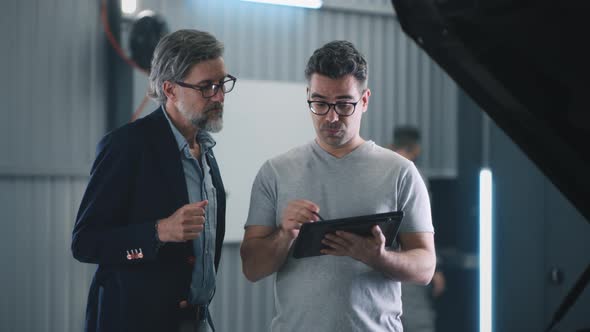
[
  {"x1": 240, "y1": 0, "x2": 322, "y2": 9},
  {"x1": 479, "y1": 168, "x2": 493, "y2": 332},
  {"x1": 121, "y1": 0, "x2": 137, "y2": 15}
]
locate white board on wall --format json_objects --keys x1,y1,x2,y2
[{"x1": 211, "y1": 79, "x2": 315, "y2": 242}]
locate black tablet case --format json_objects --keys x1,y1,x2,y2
[{"x1": 292, "y1": 211, "x2": 404, "y2": 259}]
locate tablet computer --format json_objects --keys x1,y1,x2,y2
[{"x1": 292, "y1": 211, "x2": 404, "y2": 259}]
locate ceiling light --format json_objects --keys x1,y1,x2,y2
[{"x1": 241, "y1": 0, "x2": 322, "y2": 9}]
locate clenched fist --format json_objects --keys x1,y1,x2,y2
[{"x1": 156, "y1": 200, "x2": 208, "y2": 242}]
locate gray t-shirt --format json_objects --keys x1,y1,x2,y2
[{"x1": 245, "y1": 140, "x2": 434, "y2": 332}]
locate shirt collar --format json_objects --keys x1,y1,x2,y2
[{"x1": 162, "y1": 105, "x2": 217, "y2": 153}]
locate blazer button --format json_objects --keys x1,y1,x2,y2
[{"x1": 186, "y1": 256, "x2": 196, "y2": 266}]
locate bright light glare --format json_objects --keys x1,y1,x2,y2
[
  {"x1": 241, "y1": 0, "x2": 322, "y2": 9},
  {"x1": 479, "y1": 168, "x2": 493, "y2": 332},
  {"x1": 121, "y1": 0, "x2": 137, "y2": 14}
]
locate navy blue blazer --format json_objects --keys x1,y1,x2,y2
[{"x1": 72, "y1": 108, "x2": 226, "y2": 332}]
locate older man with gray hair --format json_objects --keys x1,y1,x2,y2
[{"x1": 72, "y1": 29, "x2": 236, "y2": 332}]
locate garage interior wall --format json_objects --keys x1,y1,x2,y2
[{"x1": 0, "y1": 0, "x2": 106, "y2": 331}]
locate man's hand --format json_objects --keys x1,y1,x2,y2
[
  {"x1": 279, "y1": 200, "x2": 321, "y2": 240},
  {"x1": 156, "y1": 200, "x2": 208, "y2": 242},
  {"x1": 321, "y1": 225, "x2": 386, "y2": 267},
  {"x1": 431, "y1": 270, "x2": 446, "y2": 297}
]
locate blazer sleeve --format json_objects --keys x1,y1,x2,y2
[{"x1": 71, "y1": 130, "x2": 160, "y2": 265}]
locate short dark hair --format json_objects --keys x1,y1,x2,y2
[
  {"x1": 393, "y1": 126, "x2": 421, "y2": 149},
  {"x1": 148, "y1": 29, "x2": 224, "y2": 105},
  {"x1": 305, "y1": 40, "x2": 368, "y2": 89}
]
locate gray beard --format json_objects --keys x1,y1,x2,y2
[
  {"x1": 178, "y1": 103, "x2": 223, "y2": 133},
  {"x1": 193, "y1": 114, "x2": 223, "y2": 133}
]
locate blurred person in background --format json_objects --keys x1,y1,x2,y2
[{"x1": 390, "y1": 126, "x2": 446, "y2": 332}]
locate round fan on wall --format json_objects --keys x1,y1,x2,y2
[
  {"x1": 100, "y1": 0, "x2": 170, "y2": 121},
  {"x1": 129, "y1": 11, "x2": 169, "y2": 72}
]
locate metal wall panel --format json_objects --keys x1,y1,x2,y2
[
  {"x1": 0, "y1": 177, "x2": 96, "y2": 332},
  {"x1": 0, "y1": 0, "x2": 106, "y2": 331},
  {"x1": 0, "y1": 0, "x2": 106, "y2": 176},
  {"x1": 210, "y1": 244, "x2": 275, "y2": 332}
]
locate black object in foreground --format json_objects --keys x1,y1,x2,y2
[{"x1": 292, "y1": 211, "x2": 404, "y2": 259}]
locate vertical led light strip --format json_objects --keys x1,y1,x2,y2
[
  {"x1": 479, "y1": 168, "x2": 493, "y2": 332},
  {"x1": 240, "y1": 0, "x2": 322, "y2": 9}
]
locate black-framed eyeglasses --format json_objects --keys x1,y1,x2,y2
[
  {"x1": 307, "y1": 94, "x2": 364, "y2": 117},
  {"x1": 175, "y1": 74, "x2": 237, "y2": 98}
]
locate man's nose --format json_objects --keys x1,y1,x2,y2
[
  {"x1": 325, "y1": 108, "x2": 339, "y2": 122},
  {"x1": 210, "y1": 88, "x2": 225, "y2": 103}
]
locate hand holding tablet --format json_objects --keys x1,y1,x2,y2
[{"x1": 292, "y1": 211, "x2": 404, "y2": 259}]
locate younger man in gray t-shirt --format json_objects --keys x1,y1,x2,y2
[{"x1": 240, "y1": 40, "x2": 436, "y2": 332}]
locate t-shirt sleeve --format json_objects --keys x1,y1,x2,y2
[
  {"x1": 245, "y1": 160, "x2": 278, "y2": 228},
  {"x1": 397, "y1": 163, "x2": 434, "y2": 233}
]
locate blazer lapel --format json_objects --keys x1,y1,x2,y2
[
  {"x1": 206, "y1": 150, "x2": 226, "y2": 270},
  {"x1": 145, "y1": 108, "x2": 189, "y2": 209}
]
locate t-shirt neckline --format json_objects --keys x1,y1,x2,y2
[{"x1": 311, "y1": 139, "x2": 373, "y2": 161}]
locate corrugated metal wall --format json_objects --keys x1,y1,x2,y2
[
  {"x1": 210, "y1": 243, "x2": 276, "y2": 331},
  {"x1": 1, "y1": 0, "x2": 457, "y2": 331},
  {"x1": 0, "y1": 0, "x2": 105, "y2": 175},
  {"x1": 0, "y1": 0, "x2": 106, "y2": 331},
  {"x1": 0, "y1": 178, "x2": 97, "y2": 331}
]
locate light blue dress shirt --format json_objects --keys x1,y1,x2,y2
[{"x1": 163, "y1": 108, "x2": 217, "y2": 306}]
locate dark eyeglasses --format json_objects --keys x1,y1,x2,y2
[
  {"x1": 176, "y1": 74, "x2": 237, "y2": 98},
  {"x1": 307, "y1": 93, "x2": 364, "y2": 117}
]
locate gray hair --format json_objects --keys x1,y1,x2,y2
[
  {"x1": 148, "y1": 29, "x2": 224, "y2": 105},
  {"x1": 304, "y1": 40, "x2": 368, "y2": 89},
  {"x1": 393, "y1": 126, "x2": 421, "y2": 149}
]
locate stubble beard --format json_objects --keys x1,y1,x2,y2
[
  {"x1": 319, "y1": 122, "x2": 346, "y2": 146},
  {"x1": 178, "y1": 101, "x2": 224, "y2": 133}
]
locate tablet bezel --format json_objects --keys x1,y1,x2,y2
[{"x1": 292, "y1": 211, "x2": 404, "y2": 259}]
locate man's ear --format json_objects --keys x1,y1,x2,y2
[
  {"x1": 362, "y1": 88, "x2": 371, "y2": 111},
  {"x1": 163, "y1": 81, "x2": 176, "y2": 102}
]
